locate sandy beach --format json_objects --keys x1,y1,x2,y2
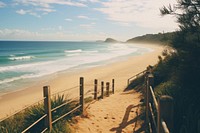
[{"x1": 0, "y1": 43, "x2": 164, "y2": 120}]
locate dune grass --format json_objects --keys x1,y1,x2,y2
[{"x1": 0, "y1": 94, "x2": 81, "y2": 133}]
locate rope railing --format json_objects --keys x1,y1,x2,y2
[
  {"x1": 52, "y1": 105, "x2": 81, "y2": 124},
  {"x1": 51, "y1": 85, "x2": 79, "y2": 97},
  {"x1": 84, "y1": 84, "x2": 94, "y2": 86},
  {"x1": 51, "y1": 95, "x2": 80, "y2": 112},
  {"x1": 127, "y1": 70, "x2": 147, "y2": 85},
  {"x1": 41, "y1": 128, "x2": 48, "y2": 133},
  {"x1": 84, "y1": 89, "x2": 93, "y2": 96},
  {"x1": 21, "y1": 114, "x2": 47, "y2": 133},
  {"x1": 161, "y1": 119, "x2": 170, "y2": 133},
  {"x1": 149, "y1": 86, "x2": 158, "y2": 112}
]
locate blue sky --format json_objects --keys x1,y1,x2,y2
[{"x1": 0, "y1": 0, "x2": 178, "y2": 41}]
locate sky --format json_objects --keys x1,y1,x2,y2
[{"x1": 0, "y1": 0, "x2": 179, "y2": 41}]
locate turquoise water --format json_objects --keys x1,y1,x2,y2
[{"x1": 0, "y1": 41, "x2": 152, "y2": 94}]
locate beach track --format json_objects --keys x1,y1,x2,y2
[{"x1": 72, "y1": 90, "x2": 145, "y2": 133}]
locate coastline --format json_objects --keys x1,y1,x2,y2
[{"x1": 0, "y1": 43, "x2": 164, "y2": 119}]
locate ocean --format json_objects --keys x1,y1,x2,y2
[{"x1": 0, "y1": 41, "x2": 152, "y2": 95}]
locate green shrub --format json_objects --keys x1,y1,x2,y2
[{"x1": 154, "y1": 80, "x2": 179, "y2": 97}]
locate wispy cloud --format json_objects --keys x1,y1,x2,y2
[
  {"x1": 37, "y1": 8, "x2": 56, "y2": 13},
  {"x1": 89, "y1": 0, "x2": 100, "y2": 3},
  {"x1": 65, "y1": 18, "x2": 72, "y2": 21},
  {"x1": 77, "y1": 15, "x2": 90, "y2": 19},
  {"x1": 0, "y1": 1, "x2": 6, "y2": 8},
  {"x1": 0, "y1": 29, "x2": 41, "y2": 40},
  {"x1": 80, "y1": 23, "x2": 95, "y2": 29},
  {"x1": 0, "y1": 28, "x2": 106, "y2": 41},
  {"x1": 16, "y1": 9, "x2": 41, "y2": 17},
  {"x1": 13, "y1": 0, "x2": 87, "y2": 16},
  {"x1": 16, "y1": 9, "x2": 27, "y2": 15},
  {"x1": 80, "y1": 0, "x2": 100, "y2": 3},
  {"x1": 77, "y1": 15, "x2": 97, "y2": 21},
  {"x1": 95, "y1": 0, "x2": 178, "y2": 30},
  {"x1": 14, "y1": 0, "x2": 87, "y2": 8}
]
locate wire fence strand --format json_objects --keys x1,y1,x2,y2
[
  {"x1": 21, "y1": 114, "x2": 47, "y2": 133},
  {"x1": 51, "y1": 85, "x2": 79, "y2": 97},
  {"x1": 52, "y1": 105, "x2": 81, "y2": 124},
  {"x1": 51, "y1": 95, "x2": 80, "y2": 112}
]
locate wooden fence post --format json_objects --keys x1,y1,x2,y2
[
  {"x1": 106, "y1": 82, "x2": 110, "y2": 97},
  {"x1": 148, "y1": 74, "x2": 154, "y2": 88},
  {"x1": 80, "y1": 77, "x2": 84, "y2": 114},
  {"x1": 127, "y1": 79, "x2": 130, "y2": 86},
  {"x1": 145, "y1": 67, "x2": 150, "y2": 103},
  {"x1": 148, "y1": 74, "x2": 154, "y2": 104},
  {"x1": 146, "y1": 74, "x2": 154, "y2": 125},
  {"x1": 157, "y1": 95, "x2": 174, "y2": 133},
  {"x1": 43, "y1": 86, "x2": 52, "y2": 131},
  {"x1": 101, "y1": 81, "x2": 104, "y2": 99},
  {"x1": 94, "y1": 79, "x2": 98, "y2": 100},
  {"x1": 145, "y1": 75, "x2": 149, "y2": 124},
  {"x1": 112, "y1": 79, "x2": 115, "y2": 94}
]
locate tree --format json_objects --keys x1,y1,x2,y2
[
  {"x1": 159, "y1": 1, "x2": 200, "y2": 132},
  {"x1": 160, "y1": 0, "x2": 200, "y2": 31}
]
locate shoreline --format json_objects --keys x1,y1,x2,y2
[{"x1": 0, "y1": 43, "x2": 164, "y2": 119}]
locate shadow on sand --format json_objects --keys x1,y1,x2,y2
[{"x1": 110, "y1": 103, "x2": 145, "y2": 133}]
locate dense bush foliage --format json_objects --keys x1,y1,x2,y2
[{"x1": 152, "y1": 0, "x2": 200, "y2": 132}]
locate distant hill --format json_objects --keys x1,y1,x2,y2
[
  {"x1": 104, "y1": 38, "x2": 119, "y2": 43},
  {"x1": 126, "y1": 32, "x2": 175, "y2": 45}
]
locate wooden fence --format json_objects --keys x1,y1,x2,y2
[
  {"x1": 145, "y1": 72, "x2": 174, "y2": 133},
  {"x1": 127, "y1": 70, "x2": 146, "y2": 86},
  {"x1": 0, "y1": 77, "x2": 115, "y2": 133},
  {"x1": 127, "y1": 68, "x2": 174, "y2": 133}
]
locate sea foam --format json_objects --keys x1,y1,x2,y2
[{"x1": 9, "y1": 56, "x2": 35, "y2": 61}]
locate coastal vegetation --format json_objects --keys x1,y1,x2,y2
[
  {"x1": 126, "y1": 32, "x2": 175, "y2": 45},
  {"x1": 157, "y1": 1, "x2": 200, "y2": 132},
  {"x1": 0, "y1": 95, "x2": 80, "y2": 133},
  {"x1": 129, "y1": 0, "x2": 200, "y2": 132}
]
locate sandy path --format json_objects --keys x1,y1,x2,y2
[{"x1": 72, "y1": 90, "x2": 145, "y2": 133}]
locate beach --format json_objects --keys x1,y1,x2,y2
[{"x1": 0, "y1": 43, "x2": 164, "y2": 119}]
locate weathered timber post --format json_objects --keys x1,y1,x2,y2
[
  {"x1": 101, "y1": 81, "x2": 104, "y2": 99},
  {"x1": 127, "y1": 79, "x2": 130, "y2": 86},
  {"x1": 106, "y1": 82, "x2": 110, "y2": 97},
  {"x1": 146, "y1": 74, "x2": 154, "y2": 125},
  {"x1": 112, "y1": 79, "x2": 115, "y2": 94},
  {"x1": 148, "y1": 74, "x2": 154, "y2": 88},
  {"x1": 43, "y1": 86, "x2": 52, "y2": 131},
  {"x1": 94, "y1": 79, "x2": 98, "y2": 100},
  {"x1": 157, "y1": 95, "x2": 174, "y2": 133},
  {"x1": 149, "y1": 74, "x2": 154, "y2": 103},
  {"x1": 145, "y1": 67, "x2": 150, "y2": 104},
  {"x1": 80, "y1": 77, "x2": 84, "y2": 114}
]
